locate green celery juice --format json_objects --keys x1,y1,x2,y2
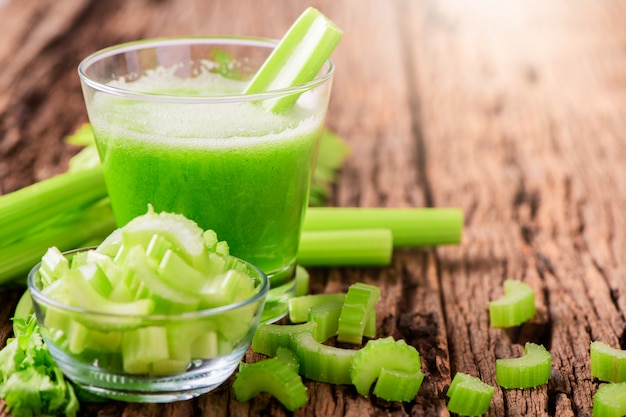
[{"x1": 88, "y1": 70, "x2": 325, "y2": 280}]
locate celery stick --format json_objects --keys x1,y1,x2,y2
[
  {"x1": 350, "y1": 337, "x2": 423, "y2": 398},
  {"x1": 121, "y1": 326, "x2": 169, "y2": 374},
  {"x1": 0, "y1": 199, "x2": 116, "y2": 285},
  {"x1": 591, "y1": 341, "x2": 626, "y2": 383},
  {"x1": 446, "y1": 372, "x2": 494, "y2": 416},
  {"x1": 298, "y1": 229, "x2": 393, "y2": 266},
  {"x1": 243, "y1": 7, "x2": 342, "y2": 112},
  {"x1": 233, "y1": 356, "x2": 308, "y2": 411},
  {"x1": 303, "y1": 207, "x2": 463, "y2": 247},
  {"x1": 592, "y1": 382, "x2": 626, "y2": 417},
  {"x1": 0, "y1": 166, "x2": 107, "y2": 243},
  {"x1": 489, "y1": 280, "x2": 536, "y2": 328},
  {"x1": 496, "y1": 343, "x2": 551, "y2": 389},
  {"x1": 292, "y1": 331, "x2": 357, "y2": 385}
]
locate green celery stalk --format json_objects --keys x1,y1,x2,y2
[
  {"x1": 243, "y1": 7, "x2": 343, "y2": 112},
  {"x1": 303, "y1": 207, "x2": 463, "y2": 247},
  {"x1": 0, "y1": 166, "x2": 107, "y2": 243},
  {"x1": 298, "y1": 229, "x2": 393, "y2": 266},
  {"x1": 0, "y1": 199, "x2": 116, "y2": 285}
]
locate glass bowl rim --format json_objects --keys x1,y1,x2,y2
[
  {"x1": 77, "y1": 35, "x2": 335, "y2": 104},
  {"x1": 28, "y1": 246, "x2": 270, "y2": 321}
]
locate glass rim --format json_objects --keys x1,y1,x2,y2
[
  {"x1": 77, "y1": 35, "x2": 335, "y2": 104},
  {"x1": 28, "y1": 247, "x2": 270, "y2": 320}
]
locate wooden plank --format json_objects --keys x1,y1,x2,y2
[{"x1": 403, "y1": 0, "x2": 626, "y2": 415}]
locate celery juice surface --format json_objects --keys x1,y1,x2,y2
[{"x1": 88, "y1": 71, "x2": 325, "y2": 282}]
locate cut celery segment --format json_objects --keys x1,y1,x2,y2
[
  {"x1": 289, "y1": 293, "x2": 346, "y2": 323},
  {"x1": 233, "y1": 356, "x2": 308, "y2": 411},
  {"x1": 446, "y1": 372, "x2": 494, "y2": 416},
  {"x1": 372, "y1": 367, "x2": 424, "y2": 402},
  {"x1": 252, "y1": 322, "x2": 316, "y2": 357},
  {"x1": 292, "y1": 331, "x2": 356, "y2": 385},
  {"x1": 591, "y1": 341, "x2": 626, "y2": 383},
  {"x1": 592, "y1": 382, "x2": 626, "y2": 417},
  {"x1": 337, "y1": 282, "x2": 380, "y2": 344},
  {"x1": 243, "y1": 7, "x2": 343, "y2": 112},
  {"x1": 496, "y1": 343, "x2": 551, "y2": 389},
  {"x1": 489, "y1": 280, "x2": 536, "y2": 328},
  {"x1": 350, "y1": 336, "x2": 423, "y2": 398}
]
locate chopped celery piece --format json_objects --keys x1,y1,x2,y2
[
  {"x1": 298, "y1": 229, "x2": 393, "y2": 266},
  {"x1": 592, "y1": 382, "x2": 626, "y2": 417},
  {"x1": 496, "y1": 343, "x2": 551, "y2": 389},
  {"x1": 252, "y1": 322, "x2": 316, "y2": 357},
  {"x1": 289, "y1": 293, "x2": 346, "y2": 323},
  {"x1": 293, "y1": 331, "x2": 357, "y2": 385},
  {"x1": 157, "y1": 248, "x2": 207, "y2": 294},
  {"x1": 121, "y1": 326, "x2": 169, "y2": 374},
  {"x1": 276, "y1": 347, "x2": 300, "y2": 374},
  {"x1": 233, "y1": 357, "x2": 308, "y2": 411},
  {"x1": 591, "y1": 341, "x2": 626, "y2": 383},
  {"x1": 294, "y1": 265, "x2": 310, "y2": 297},
  {"x1": 350, "y1": 337, "x2": 423, "y2": 398},
  {"x1": 119, "y1": 206, "x2": 209, "y2": 272},
  {"x1": 42, "y1": 269, "x2": 154, "y2": 318},
  {"x1": 308, "y1": 301, "x2": 343, "y2": 342},
  {"x1": 489, "y1": 280, "x2": 536, "y2": 328},
  {"x1": 337, "y1": 282, "x2": 380, "y2": 344},
  {"x1": 39, "y1": 247, "x2": 70, "y2": 286},
  {"x1": 372, "y1": 367, "x2": 424, "y2": 402},
  {"x1": 243, "y1": 7, "x2": 343, "y2": 112},
  {"x1": 446, "y1": 372, "x2": 494, "y2": 416},
  {"x1": 303, "y1": 207, "x2": 464, "y2": 247}
]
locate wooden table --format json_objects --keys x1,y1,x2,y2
[{"x1": 1, "y1": 0, "x2": 625, "y2": 415}]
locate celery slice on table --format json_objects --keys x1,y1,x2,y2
[
  {"x1": 292, "y1": 331, "x2": 357, "y2": 385},
  {"x1": 350, "y1": 337, "x2": 423, "y2": 399},
  {"x1": 303, "y1": 207, "x2": 464, "y2": 247},
  {"x1": 233, "y1": 356, "x2": 308, "y2": 411},
  {"x1": 243, "y1": 7, "x2": 343, "y2": 112},
  {"x1": 289, "y1": 293, "x2": 346, "y2": 323},
  {"x1": 488, "y1": 280, "x2": 536, "y2": 328},
  {"x1": 372, "y1": 367, "x2": 425, "y2": 403},
  {"x1": 308, "y1": 301, "x2": 344, "y2": 343},
  {"x1": 592, "y1": 382, "x2": 626, "y2": 417},
  {"x1": 337, "y1": 282, "x2": 380, "y2": 344},
  {"x1": 495, "y1": 342, "x2": 551, "y2": 389},
  {"x1": 275, "y1": 346, "x2": 301, "y2": 374},
  {"x1": 446, "y1": 372, "x2": 494, "y2": 416},
  {"x1": 298, "y1": 229, "x2": 393, "y2": 267},
  {"x1": 251, "y1": 321, "x2": 316, "y2": 357},
  {"x1": 590, "y1": 341, "x2": 626, "y2": 383}
]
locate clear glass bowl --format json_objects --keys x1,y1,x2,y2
[{"x1": 28, "y1": 247, "x2": 269, "y2": 403}]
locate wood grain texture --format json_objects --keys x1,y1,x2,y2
[{"x1": 1, "y1": 0, "x2": 626, "y2": 415}]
